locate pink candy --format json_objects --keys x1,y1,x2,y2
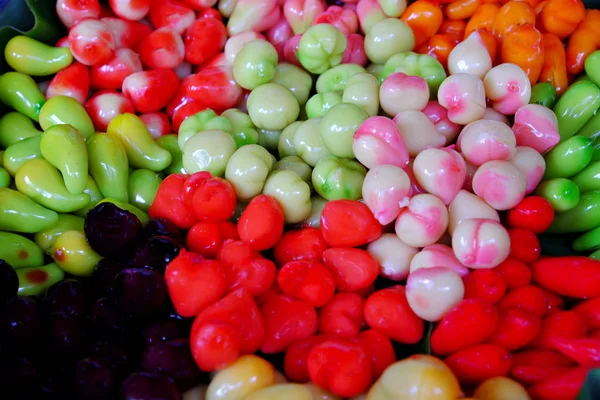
[
  {"x1": 367, "y1": 233, "x2": 418, "y2": 281},
  {"x1": 393, "y1": 111, "x2": 446, "y2": 156},
  {"x1": 457, "y1": 119, "x2": 517, "y2": 166},
  {"x1": 406, "y1": 266, "x2": 465, "y2": 322},
  {"x1": 451, "y1": 218, "x2": 510, "y2": 269},
  {"x1": 283, "y1": 0, "x2": 326, "y2": 34},
  {"x1": 227, "y1": 0, "x2": 281, "y2": 36},
  {"x1": 510, "y1": 146, "x2": 546, "y2": 194},
  {"x1": 313, "y1": 5, "x2": 359, "y2": 35},
  {"x1": 395, "y1": 193, "x2": 449, "y2": 248},
  {"x1": 353, "y1": 116, "x2": 410, "y2": 169},
  {"x1": 447, "y1": 31, "x2": 492, "y2": 79},
  {"x1": 410, "y1": 244, "x2": 469, "y2": 277},
  {"x1": 413, "y1": 148, "x2": 466, "y2": 206},
  {"x1": 362, "y1": 164, "x2": 411, "y2": 225},
  {"x1": 512, "y1": 104, "x2": 560, "y2": 154},
  {"x1": 342, "y1": 33, "x2": 368, "y2": 66},
  {"x1": 85, "y1": 90, "x2": 135, "y2": 132},
  {"x1": 484, "y1": 63, "x2": 531, "y2": 115},
  {"x1": 380, "y1": 72, "x2": 430, "y2": 116},
  {"x1": 109, "y1": 0, "x2": 151, "y2": 21},
  {"x1": 438, "y1": 73, "x2": 486, "y2": 125},
  {"x1": 472, "y1": 160, "x2": 527, "y2": 210},
  {"x1": 68, "y1": 19, "x2": 116, "y2": 66},
  {"x1": 422, "y1": 101, "x2": 461, "y2": 145}
]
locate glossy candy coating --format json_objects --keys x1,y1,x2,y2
[{"x1": 452, "y1": 218, "x2": 510, "y2": 269}]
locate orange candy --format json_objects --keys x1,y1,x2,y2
[
  {"x1": 539, "y1": 0, "x2": 586, "y2": 39},
  {"x1": 400, "y1": 0, "x2": 444, "y2": 48},
  {"x1": 492, "y1": 0, "x2": 536, "y2": 40},
  {"x1": 540, "y1": 33, "x2": 569, "y2": 94},
  {"x1": 446, "y1": 0, "x2": 480, "y2": 20},
  {"x1": 464, "y1": 3, "x2": 500, "y2": 38},
  {"x1": 501, "y1": 23, "x2": 544, "y2": 85}
]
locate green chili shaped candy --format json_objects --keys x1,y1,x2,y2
[
  {"x1": 534, "y1": 178, "x2": 580, "y2": 212},
  {"x1": 543, "y1": 135, "x2": 594, "y2": 179},
  {"x1": 182, "y1": 129, "x2": 237, "y2": 176},
  {"x1": 51, "y1": 230, "x2": 103, "y2": 277},
  {"x1": 530, "y1": 82, "x2": 558, "y2": 108},
  {"x1": 591, "y1": 249, "x2": 600, "y2": 260},
  {"x1": 592, "y1": 136, "x2": 600, "y2": 162},
  {"x1": 225, "y1": 144, "x2": 274, "y2": 202},
  {"x1": 381, "y1": 52, "x2": 447, "y2": 97},
  {"x1": 576, "y1": 112, "x2": 600, "y2": 141},
  {"x1": 247, "y1": 83, "x2": 300, "y2": 130},
  {"x1": 320, "y1": 103, "x2": 369, "y2": 158},
  {"x1": 297, "y1": 24, "x2": 347, "y2": 75},
  {"x1": 178, "y1": 109, "x2": 233, "y2": 150},
  {"x1": 273, "y1": 63, "x2": 313, "y2": 106},
  {"x1": 573, "y1": 161, "x2": 600, "y2": 192},
  {"x1": 342, "y1": 73, "x2": 380, "y2": 117},
  {"x1": 3, "y1": 135, "x2": 42, "y2": 176},
  {"x1": 97, "y1": 198, "x2": 150, "y2": 225},
  {"x1": 156, "y1": 134, "x2": 185, "y2": 175},
  {"x1": 263, "y1": 170, "x2": 312, "y2": 224},
  {"x1": 305, "y1": 92, "x2": 344, "y2": 120},
  {"x1": 128, "y1": 169, "x2": 162, "y2": 212},
  {"x1": 553, "y1": 81, "x2": 600, "y2": 142},
  {"x1": 293, "y1": 118, "x2": 331, "y2": 167},
  {"x1": 39, "y1": 96, "x2": 95, "y2": 140},
  {"x1": 0, "y1": 72, "x2": 45, "y2": 121},
  {"x1": 34, "y1": 213, "x2": 85, "y2": 253},
  {"x1": 272, "y1": 156, "x2": 313, "y2": 185},
  {"x1": 87, "y1": 133, "x2": 129, "y2": 203},
  {"x1": 17, "y1": 263, "x2": 65, "y2": 296},
  {"x1": 221, "y1": 109, "x2": 259, "y2": 148},
  {"x1": 278, "y1": 121, "x2": 302, "y2": 158},
  {"x1": 0, "y1": 168, "x2": 9, "y2": 188},
  {"x1": 312, "y1": 155, "x2": 366, "y2": 200},
  {"x1": 5, "y1": 36, "x2": 73, "y2": 76},
  {"x1": 365, "y1": 19, "x2": 415, "y2": 65},
  {"x1": 0, "y1": 112, "x2": 42, "y2": 148},
  {"x1": 0, "y1": 231, "x2": 44, "y2": 268},
  {"x1": 547, "y1": 190, "x2": 600, "y2": 233},
  {"x1": 573, "y1": 224, "x2": 600, "y2": 252},
  {"x1": 585, "y1": 50, "x2": 600, "y2": 89},
  {"x1": 315, "y1": 64, "x2": 367, "y2": 94},
  {"x1": 74, "y1": 176, "x2": 104, "y2": 217},
  {"x1": 258, "y1": 128, "x2": 281, "y2": 152},
  {"x1": 233, "y1": 39, "x2": 278, "y2": 90},
  {"x1": 0, "y1": 187, "x2": 59, "y2": 233}
]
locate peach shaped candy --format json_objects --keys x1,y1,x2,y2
[
  {"x1": 394, "y1": 193, "x2": 448, "y2": 248},
  {"x1": 472, "y1": 160, "x2": 527, "y2": 211},
  {"x1": 437, "y1": 73, "x2": 486, "y2": 125},
  {"x1": 353, "y1": 116, "x2": 410, "y2": 169},
  {"x1": 409, "y1": 244, "x2": 469, "y2": 277},
  {"x1": 413, "y1": 148, "x2": 466, "y2": 206},
  {"x1": 392, "y1": 111, "x2": 446, "y2": 157},
  {"x1": 448, "y1": 190, "x2": 499, "y2": 235},
  {"x1": 482, "y1": 107, "x2": 510, "y2": 125},
  {"x1": 452, "y1": 218, "x2": 511, "y2": 269},
  {"x1": 509, "y1": 146, "x2": 546, "y2": 195},
  {"x1": 458, "y1": 119, "x2": 517, "y2": 167},
  {"x1": 367, "y1": 233, "x2": 418, "y2": 281},
  {"x1": 422, "y1": 101, "x2": 461, "y2": 145},
  {"x1": 379, "y1": 72, "x2": 430, "y2": 117},
  {"x1": 484, "y1": 63, "x2": 531, "y2": 116},
  {"x1": 362, "y1": 165, "x2": 411, "y2": 225},
  {"x1": 406, "y1": 266, "x2": 465, "y2": 322},
  {"x1": 512, "y1": 104, "x2": 560, "y2": 154},
  {"x1": 447, "y1": 31, "x2": 493, "y2": 79}
]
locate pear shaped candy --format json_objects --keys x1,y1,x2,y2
[
  {"x1": 87, "y1": 133, "x2": 129, "y2": 203},
  {"x1": 107, "y1": 113, "x2": 172, "y2": 171},
  {"x1": 128, "y1": 169, "x2": 162, "y2": 212},
  {"x1": 5, "y1": 36, "x2": 73, "y2": 76},
  {"x1": 15, "y1": 159, "x2": 90, "y2": 213},
  {"x1": 16, "y1": 263, "x2": 65, "y2": 296},
  {"x1": 50, "y1": 230, "x2": 103, "y2": 277},
  {"x1": 74, "y1": 176, "x2": 104, "y2": 217},
  {"x1": 0, "y1": 231, "x2": 44, "y2": 268},
  {"x1": 0, "y1": 72, "x2": 45, "y2": 121},
  {"x1": 39, "y1": 96, "x2": 95, "y2": 140},
  {"x1": 0, "y1": 112, "x2": 42, "y2": 148},
  {"x1": 0, "y1": 168, "x2": 9, "y2": 188},
  {"x1": 40, "y1": 124, "x2": 88, "y2": 194},
  {"x1": 3, "y1": 135, "x2": 42, "y2": 176},
  {"x1": 34, "y1": 213, "x2": 85, "y2": 253},
  {"x1": 156, "y1": 134, "x2": 185, "y2": 175},
  {"x1": 0, "y1": 187, "x2": 59, "y2": 233}
]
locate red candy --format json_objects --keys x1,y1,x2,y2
[
  {"x1": 277, "y1": 260, "x2": 336, "y2": 308},
  {"x1": 137, "y1": 28, "x2": 185, "y2": 69},
  {"x1": 531, "y1": 311, "x2": 588, "y2": 349},
  {"x1": 531, "y1": 256, "x2": 600, "y2": 298},
  {"x1": 46, "y1": 62, "x2": 90, "y2": 104},
  {"x1": 318, "y1": 292, "x2": 366, "y2": 339},
  {"x1": 354, "y1": 329, "x2": 396, "y2": 379},
  {"x1": 122, "y1": 68, "x2": 180, "y2": 113},
  {"x1": 149, "y1": 174, "x2": 197, "y2": 229},
  {"x1": 184, "y1": 18, "x2": 228, "y2": 66},
  {"x1": 85, "y1": 90, "x2": 135, "y2": 131},
  {"x1": 90, "y1": 48, "x2": 143, "y2": 90},
  {"x1": 182, "y1": 173, "x2": 237, "y2": 222},
  {"x1": 497, "y1": 285, "x2": 549, "y2": 318},
  {"x1": 68, "y1": 19, "x2": 116, "y2": 66},
  {"x1": 173, "y1": 66, "x2": 243, "y2": 112},
  {"x1": 486, "y1": 308, "x2": 541, "y2": 351},
  {"x1": 238, "y1": 195, "x2": 285, "y2": 251},
  {"x1": 109, "y1": 0, "x2": 151, "y2": 21},
  {"x1": 493, "y1": 257, "x2": 532, "y2": 289},
  {"x1": 506, "y1": 196, "x2": 555, "y2": 233},
  {"x1": 508, "y1": 228, "x2": 541, "y2": 263},
  {"x1": 148, "y1": 0, "x2": 195, "y2": 35},
  {"x1": 463, "y1": 269, "x2": 507, "y2": 304},
  {"x1": 56, "y1": 0, "x2": 101, "y2": 29},
  {"x1": 101, "y1": 17, "x2": 152, "y2": 49},
  {"x1": 444, "y1": 344, "x2": 512, "y2": 385},
  {"x1": 273, "y1": 227, "x2": 329, "y2": 267},
  {"x1": 284, "y1": 335, "x2": 330, "y2": 383},
  {"x1": 186, "y1": 222, "x2": 222, "y2": 258},
  {"x1": 572, "y1": 296, "x2": 600, "y2": 331},
  {"x1": 320, "y1": 200, "x2": 382, "y2": 247},
  {"x1": 322, "y1": 247, "x2": 379, "y2": 292},
  {"x1": 139, "y1": 112, "x2": 171, "y2": 138}
]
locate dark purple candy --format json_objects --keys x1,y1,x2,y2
[
  {"x1": 90, "y1": 297, "x2": 134, "y2": 338},
  {"x1": 90, "y1": 259, "x2": 128, "y2": 299},
  {"x1": 141, "y1": 339, "x2": 202, "y2": 391},
  {"x1": 3, "y1": 296, "x2": 38, "y2": 341},
  {"x1": 133, "y1": 236, "x2": 182, "y2": 272},
  {"x1": 88, "y1": 341, "x2": 131, "y2": 379},
  {"x1": 76, "y1": 358, "x2": 114, "y2": 399},
  {"x1": 46, "y1": 313, "x2": 84, "y2": 355},
  {"x1": 143, "y1": 320, "x2": 185, "y2": 346},
  {"x1": 84, "y1": 203, "x2": 142, "y2": 258},
  {"x1": 120, "y1": 372, "x2": 181, "y2": 400},
  {"x1": 138, "y1": 218, "x2": 183, "y2": 245},
  {"x1": 0, "y1": 259, "x2": 18, "y2": 303},
  {"x1": 42, "y1": 279, "x2": 86, "y2": 318},
  {"x1": 115, "y1": 268, "x2": 166, "y2": 314}
]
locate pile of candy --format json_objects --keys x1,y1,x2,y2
[{"x1": 3, "y1": 0, "x2": 600, "y2": 398}]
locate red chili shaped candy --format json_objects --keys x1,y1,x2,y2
[
  {"x1": 353, "y1": 329, "x2": 396, "y2": 379},
  {"x1": 238, "y1": 195, "x2": 285, "y2": 251},
  {"x1": 506, "y1": 196, "x2": 555, "y2": 233},
  {"x1": 486, "y1": 308, "x2": 541, "y2": 351},
  {"x1": 444, "y1": 344, "x2": 512, "y2": 385},
  {"x1": 508, "y1": 228, "x2": 541, "y2": 263},
  {"x1": 511, "y1": 349, "x2": 576, "y2": 368},
  {"x1": 89, "y1": 48, "x2": 143, "y2": 90},
  {"x1": 184, "y1": 17, "x2": 228, "y2": 65},
  {"x1": 550, "y1": 337, "x2": 600, "y2": 365},
  {"x1": 277, "y1": 260, "x2": 336, "y2": 308},
  {"x1": 182, "y1": 173, "x2": 237, "y2": 222},
  {"x1": 149, "y1": 174, "x2": 197, "y2": 230},
  {"x1": 273, "y1": 227, "x2": 329, "y2": 267},
  {"x1": 528, "y1": 367, "x2": 593, "y2": 400},
  {"x1": 540, "y1": 287, "x2": 565, "y2": 314},
  {"x1": 320, "y1": 200, "x2": 382, "y2": 247},
  {"x1": 572, "y1": 296, "x2": 600, "y2": 331},
  {"x1": 497, "y1": 285, "x2": 549, "y2": 317},
  {"x1": 318, "y1": 292, "x2": 366, "y2": 339},
  {"x1": 284, "y1": 335, "x2": 330, "y2": 383},
  {"x1": 46, "y1": 61, "x2": 90, "y2": 104},
  {"x1": 531, "y1": 256, "x2": 600, "y2": 298},
  {"x1": 531, "y1": 311, "x2": 588, "y2": 350},
  {"x1": 122, "y1": 68, "x2": 180, "y2": 113},
  {"x1": 511, "y1": 365, "x2": 573, "y2": 386},
  {"x1": 493, "y1": 257, "x2": 532, "y2": 289},
  {"x1": 463, "y1": 269, "x2": 507, "y2": 304},
  {"x1": 322, "y1": 248, "x2": 379, "y2": 292}
]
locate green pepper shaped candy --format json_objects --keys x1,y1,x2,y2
[
  {"x1": 233, "y1": 39, "x2": 278, "y2": 90},
  {"x1": 316, "y1": 64, "x2": 367, "y2": 94},
  {"x1": 225, "y1": 144, "x2": 274, "y2": 201},
  {"x1": 272, "y1": 155, "x2": 313, "y2": 185},
  {"x1": 0, "y1": 231, "x2": 44, "y2": 268},
  {"x1": 312, "y1": 155, "x2": 366, "y2": 200},
  {"x1": 221, "y1": 109, "x2": 259, "y2": 148},
  {"x1": 297, "y1": 24, "x2": 347, "y2": 75},
  {"x1": 547, "y1": 190, "x2": 600, "y2": 233},
  {"x1": 575, "y1": 74, "x2": 591, "y2": 83},
  {"x1": 320, "y1": 103, "x2": 369, "y2": 158},
  {"x1": 178, "y1": 109, "x2": 233, "y2": 150},
  {"x1": 534, "y1": 178, "x2": 580, "y2": 212},
  {"x1": 342, "y1": 73, "x2": 380, "y2": 117},
  {"x1": 305, "y1": 92, "x2": 343, "y2": 120},
  {"x1": 530, "y1": 82, "x2": 558, "y2": 108},
  {"x1": 156, "y1": 134, "x2": 185, "y2": 175},
  {"x1": 273, "y1": 63, "x2": 313, "y2": 106},
  {"x1": 553, "y1": 81, "x2": 600, "y2": 142},
  {"x1": 258, "y1": 128, "x2": 281, "y2": 152},
  {"x1": 97, "y1": 198, "x2": 149, "y2": 225},
  {"x1": 182, "y1": 129, "x2": 237, "y2": 176},
  {"x1": 263, "y1": 170, "x2": 312, "y2": 224},
  {"x1": 0, "y1": 112, "x2": 42, "y2": 148},
  {"x1": 74, "y1": 176, "x2": 104, "y2": 217},
  {"x1": 16, "y1": 263, "x2": 65, "y2": 296},
  {"x1": 278, "y1": 121, "x2": 303, "y2": 158},
  {"x1": 573, "y1": 161, "x2": 600, "y2": 192},
  {"x1": 106, "y1": 113, "x2": 172, "y2": 171},
  {"x1": 15, "y1": 159, "x2": 90, "y2": 213},
  {"x1": 39, "y1": 96, "x2": 95, "y2": 140},
  {"x1": 3, "y1": 134, "x2": 42, "y2": 176},
  {"x1": 0, "y1": 72, "x2": 45, "y2": 121},
  {"x1": 573, "y1": 224, "x2": 600, "y2": 252},
  {"x1": 0, "y1": 187, "x2": 59, "y2": 233},
  {"x1": 87, "y1": 133, "x2": 129, "y2": 203},
  {"x1": 50, "y1": 230, "x2": 103, "y2": 277},
  {"x1": 34, "y1": 213, "x2": 85, "y2": 253},
  {"x1": 293, "y1": 118, "x2": 331, "y2": 167},
  {"x1": 247, "y1": 83, "x2": 300, "y2": 131},
  {"x1": 128, "y1": 169, "x2": 162, "y2": 212},
  {"x1": 0, "y1": 168, "x2": 9, "y2": 188},
  {"x1": 5, "y1": 36, "x2": 73, "y2": 76},
  {"x1": 367, "y1": 64, "x2": 385, "y2": 81},
  {"x1": 40, "y1": 124, "x2": 88, "y2": 194},
  {"x1": 543, "y1": 136, "x2": 593, "y2": 179},
  {"x1": 381, "y1": 52, "x2": 447, "y2": 97}
]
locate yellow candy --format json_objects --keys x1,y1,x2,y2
[
  {"x1": 302, "y1": 383, "x2": 342, "y2": 400},
  {"x1": 473, "y1": 377, "x2": 531, "y2": 400},
  {"x1": 206, "y1": 355, "x2": 275, "y2": 400},
  {"x1": 244, "y1": 383, "x2": 313, "y2": 400}
]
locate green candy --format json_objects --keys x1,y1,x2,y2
[
  {"x1": 50, "y1": 230, "x2": 103, "y2": 277},
  {"x1": 547, "y1": 190, "x2": 600, "y2": 233},
  {"x1": 182, "y1": 129, "x2": 236, "y2": 176},
  {"x1": 128, "y1": 169, "x2": 162, "y2": 212},
  {"x1": 297, "y1": 24, "x2": 347, "y2": 75},
  {"x1": 381, "y1": 52, "x2": 446, "y2": 97},
  {"x1": 5, "y1": 36, "x2": 73, "y2": 76},
  {"x1": 303, "y1": 195, "x2": 328, "y2": 227},
  {"x1": 178, "y1": 109, "x2": 233, "y2": 150},
  {"x1": 278, "y1": 121, "x2": 302, "y2": 158},
  {"x1": 367, "y1": 63, "x2": 385, "y2": 81},
  {"x1": 247, "y1": 83, "x2": 300, "y2": 131},
  {"x1": 576, "y1": 112, "x2": 600, "y2": 141},
  {"x1": 40, "y1": 124, "x2": 88, "y2": 194},
  {"x1": 320, "y1": 103, "x2": 369, "y2": 158},
  {"x1": 39, "y1": 96, "x2": 95, "y2": 140},
  {"x1": 87, "y1": 133, "x2": 129, "y2": 203},
  {"x1": 585, "y1": 50, "x2": 600, "y2": 88},
  {"x1": 97, "y1": 198, "x2": 149, "y2": 225},
  {"x1": 0, "y1": 231, "x2": 44, "y2": 268},
  {"x1": 534, "y1": 178, "x2": 580, "y2": 212},
  {"x1": 543, "y1": 135, "x2": 593, "y2": 179},
  {"x1": 0, "y1": 168, "x2": 9, "y2": 188},
  {"x1": 34, "y1": 213, "x2": 85, "y2": 253},
  {"x1": 312, "y1": 155, "x2": 366, "y2": 200},
  {"x1": 573, "y1": 224, "x2": 600, "y2": 252},
  {"x1": 573, "y1": 161, "x2": 600, "y2": 193},
  {"x1": 258, "y1": 128, "x2": 281, "y2": 152},
  {"x1": 590, "y1": 249, "x2": 600, "y2": 260},
  {"x1": 293, "y1": 118, "x2": 331, "y2": 167},
  {"x1": 593, "y1": 136, "x2": 600, "y2": 162},
  {"x1": 553, "y1": 81, "x2": 600, "y2": 142},
  {"x1": 156, "y1": 134, "x2": 185, "y2": 175},
  {"x1": 272, "y1": 156, "x2": 313, "y2": 185},
  {"x1": 0, "y1": 187, "x2": 59, "y2": 233},
  {"x1": 365, "y1": 19, "x2": 415, "y2": 65},
  {"x1": 15, "y1": 159, "x2": 90, "y2": 213},
  {"x1": 17, "y1": 263, "x2": 65, "y2": 296},
  {"x1": 3, "y1": 134, "x2": 42, "y2": 176},
  {"x1": 221, "y1": 109, "x2": 259, "y2": 148},
  {"x1": 74, "y1": 176, "x2": 104, "y2": 217},
  {"x1": 316, "y1": 64, "x2": 367, "y2": 94},
  {"x1": 305, "y1": 92, "x2": 343, "y2": 120},
  {"x1": 233, "y1": 39, "x2": 278, "y2": 90},
  {"x1": 530, "y1": 82, "x2": 558, "y2": 109},
  {"x1": 273, "y1": 63, "x2": 313, "y2": 106},
  {"x1": 0, "y1": 112, "x2": 42, "y2": 148},
  {"x1": 0, "y1": 72, "x2": 45, "y2": 122},
  {"x1": 225, "y1": 144, "x2": 274, "y2": 201},
  {"x1": 107, "y1": 113, "x2": 172, "y2": 171},
  {"x1": 342, "y1": 73, "x2": 380, "y2": 117},
  {"x1": 263, "y1": 170, "x2": 312, "y2": 224}
]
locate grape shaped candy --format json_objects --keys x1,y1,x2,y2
[
  {"x1": 447, "y1": 31, "x2": 492, "y2": 79},
  {"x1": 484, "y1": 63, "x2": 532, "y2": 115},
  {"x1": 353, "y1": 116, "x2": 409, "y2": 169},
  {"x1": 452, "y1": 218, "x2": 511, "y2": 269},
  {"x1": 438, "y1": 73, "x2": 486, "y2": 125},
  {"x1": 395, "y1": 193, "x2": 448, "y2": 248},
  {"x1": 409, "y1": 244, "x2": 469, "y2": 277},
  {"x1": 362, "y1": 164, "x2": 411, "y2": 225},
  {"x1": 393, "y1": 110, "x2": 446, "y2": 156},
  {"x1": 379, "y1": 72, "x2": 429, "y2": 116},
  {"x1": 448, "y1": 190, "x2": 500, "y2": 235},
  {"x1": 510, "y1": 146, "x2": 546, "y2": 195},
  {"x1": 413, "y1": 147, "x2": 466, "y2": 205},
  {"x1": 472, "y1": 160, "x2": 527, "y2": 210},
  {"x1": 367, "y1": 233, "x2": 418, "y2": 281},
  {"x1": 458, "y1": 119, "x2": 517, "y2": 167},
  {"x1": 406, "y1": 266, "x2": 465, "y2": 322},
  {"x1": 512, "y1": 104, "x2": 560, "y2": 154}
]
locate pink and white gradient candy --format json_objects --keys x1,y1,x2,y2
[
  {"x1": 472, "y1": 160, "x2": 527, "y2": 210},
  {"x1": 356, "y1": 0, "x2": 386, "y2": 33},
  {"x1": 404, "y1": 160, "x2": 426, "y2": 196},
  {"x1": 457, "y1": 119, "x2": 517, "y2": 166},
  {"x1": 393, "y1": 111, "x2": 446, "y2": 156},
  {"x1": 380, "y1": 72, "x2": 430, "y2": 116},
  {"x1": 484, "y1": 63, "x2": 531, "y2": 115},
  {"x1": 68, "y1": 19, "x2": 116, "y2": 66},
  {"x1": 448, "y1": 190, "x2": 499, "y2": 234},
  {"x1": 367, "y1": 233, "x2": 418, "y2": 281},
  {"x1": 409, "y1": 244, "x2": 469, "y2": 277},
  {"x1": 413, "y1": 147, "x2": 466, "y2": 205},
  {"x1": 283, "y1": 0, "x2": 326, "y2": 34},
  {"x1": 406, "y1": 266, "x2": 465, "y2": 322},
  {"x1": 422, "y1": 101, "x2": 462, "y2": 145},
  {"x1": 395, "y1": 193, "x2": 448, "y2": 248},
  {"x1": 447, "y1": 31, "x2": 492, "y2": 79},
  {"x1": 510, "y1": 146, "x2": 546, "y2": 195},
  {"x1": 512, "y1": 104, "x2": 560, "y2": 154},
  {"x1": 313, "y1": 5, "x2": 359, "y2": 35},
  {"x1": 461, "y1": 161, "x2": 478, "y2": 192},
  {"x1": 224, "y1": 32, "x2": 266, "y2": 65},
  {"x1": 342, "y1": 33, "x2": 368, "y2": 66},
  {"x1": 353, "y1": 116, "x2": 410, "y2": 169},
  {"x1": 362, "y1": 164, "x2": 411, "y2": 225},
  {"x1": 109, "y1": 0, "x2": 151, "y2": 21},
  {"x1": 227, "y1": 0, "x2": 281, "y2": 36},
  {"x1": 451, "y1": 218, "x2": 510, "y2": 269},
  {"x1": 437, "y1": 73, "x2": 486, "y2": 125},
  {"x1": 266, "y1": 17, "x2": 294, "y2": 48},
  {"x1": 482, "y1": 107, "x2": 510, "y2": 125}
]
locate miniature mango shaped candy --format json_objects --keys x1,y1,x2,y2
[
  {"x1": 512, "y1": 104, "x2": 560, "y2": 154},
  {"x1": 34, "y1": 213, "x2": 85, "y2": 253},
  {"x1": 128, "y1": 169, "x2": 162, "y2": 212},
  {"x1": 263, "y1": 170, "x2": 312, "y2": 223},
  {"x1": 156, "y1": 134, "x2": 186, "y2": 175},
  {"x1": 16, "y1": 263, "x2": 65, "y2": 296},
  {"x1": 573, "y1": 161, "x2": 600, "y2": 192},
  {"x1": 458, "y1": 120, "x2": 517, "y2": 167},
  {"x1": 320, "y1": 103, "x2": 369, "y2": 158},
  {"x1": 0, "y1": 187, "x2": 59, "y2": 233},
  {"x1": 247, "y1": 83, "x2": 300, "y2": 131},
  {"x1": 483, "y1": 64, "x2": 532, "y2": 116},
  {"x1": 510, "y1": 146, "x2": 546, "y2": 195},
  {"x1": 0, "y1": 231, "x2": 44, "y2": 268},
  {"x1": 305, "y1": 92, "x2": 343, "y2": 119},
  {"x1": 0, "y1": 72, "x2": 45, "y2": 122},
  {"x1": 543, "y1": 135, "x2": 594, "y2": 179},
  {"x1": 50, "y1": 230, "x2": 103, "y2": 277},
  {"x1": 312, "y1": 155, "x2": 366, "y2": 200},
  {"x1": 413, "y1": 148, "x2": 466, "y2": 205},
  {"x1": 578, "y1": 112, "x2": 600, "y2": 142},
  {"x1": 381, "y1": 52, "x2": 446, "y2": 97},
  {"x1": 316, "y1": 64, "x2": 366, "y2": 94},
  {"x1": 362, "y1": 164, "x2": 411, "y2": 226},
  {"x1": 343, "y1": 72, "x2": 380, "y2": 117},
  {"x1": 273, "y1": 63, "x2": 313, "y2": 107},
  {"x1": 535, "y1": 178, "x2": 580, "y2": 213},
  {"x1": 178, "y1": 109, "x2": 233, "y2": 151},
  {"x1": 3, "y1": 134, "x2": 42, "y2": 176},
  {"x1": 226, "y1": 144, "x2": 275, "y2": 201},
  {"x1": 39, "y1": 96, "x2": 95, "y2": 140},
  {"x1": 452, "y1": 218, "x2": 511, "y2": 269},
  {"x1": 5, "y1": 36, "x2": 73, "y2": 76},
  {"x1": 0, "y1": 112, "x2": 42, "y2": 148},
  {"x1": 297, "y1": 24, "x2": 347, "y2": 74},
  {"x1": 0, "y1": 168, "x2": 9, "y2": 188},
  {"x1": 73, "y1": 176, "x2": 104, "y2": 217},
  {"x1": 447, "y1": 31, "x2": 492, "y2": 79},
  {"x1": 553, "y1": 80, "x2": 600, "y2": 142},
  {"x1": 353, "y1": 116, "x2": 409, "y2": 169},
  {"x1": 87, "y1": 133, "x2": 129, "y2": 203},
  {"x1": 438, "y1": 73, "x2": 486, "y2": 125},
  {"x1": 40, "y1": 124, "x2": 88, "y2": 194},
  {"x1": 221, "y1": 108, "x2": 259, "y2": 149},
  {"x1": 380, "y1": 73, "x2": 430, "y2": 116},
  {"x1": 15, "y1": 159, "x2": 90, "y2": 213},
  {"x1": 395, "y1": 193, "x2": 449, "y2": 248},
  {"x1": 393, "y1": 110, "x2": 445, "y2": 157},
  {"x1": 183, "y1": 129, "x2": 237, "y2": 177}
]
